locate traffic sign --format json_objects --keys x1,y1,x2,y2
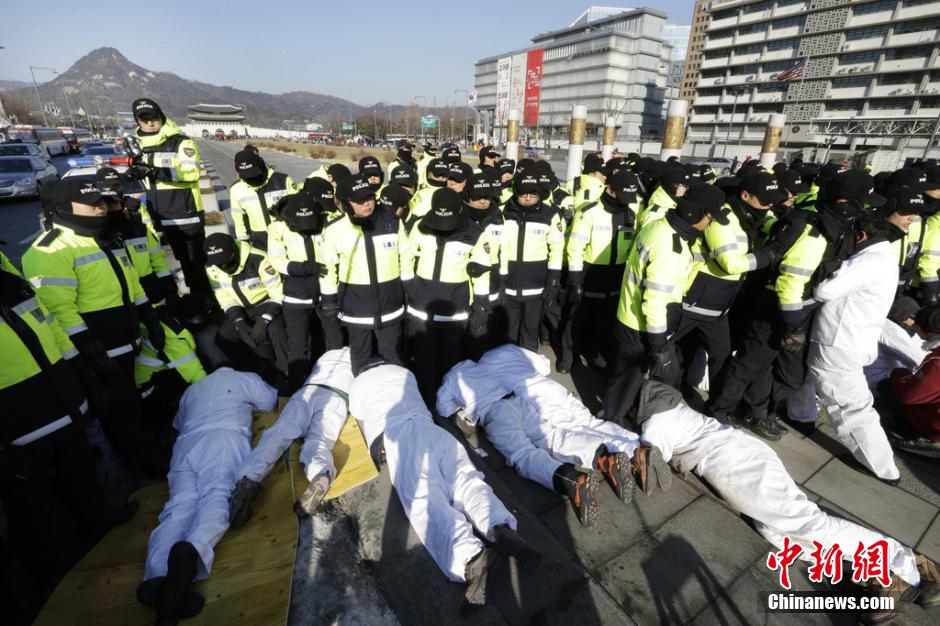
[
  {"x1": 421, "y1": 115, "x2": 437, "y2": 129},
  {"x1": 341, "y1": 122, "x2": 354, "y2": 131}
]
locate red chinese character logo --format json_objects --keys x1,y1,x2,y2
[
  {"x1": 852, "y1": 540, "x2": 891, "y2": 588},
  {"x1": 766, "y1": 537, "x2": 804, "y2": 589},
  {"x1": 808, "y1": 541, "x2": 844, "y2": 584}
]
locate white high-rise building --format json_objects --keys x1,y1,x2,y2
[{"x1": 686, "y1": 0, "x2": 940, "y2": 164}]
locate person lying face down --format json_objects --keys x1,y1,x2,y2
[
  {"x1": 636, "y1": 379, "x2": 940, "y2": 622},
  {"x1": 436, "y1": 344, "x2": 672, "y2": 529},
  {"x1": 349, "y1": 363, "x2": 541, "y2": 607}
]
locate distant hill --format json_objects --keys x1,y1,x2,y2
[{"x1": 0, "y1": 79, "x2": 31, "y2": 92}]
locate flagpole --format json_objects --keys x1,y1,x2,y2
[{"x1": 782, "y1": 53, "x2": 810, "y2": 153}]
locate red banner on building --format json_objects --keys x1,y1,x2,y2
[{"x1": 523, "y1": 48, "x2": 544, "y2": 127}]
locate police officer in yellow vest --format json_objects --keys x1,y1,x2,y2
[
  {"x1": 566, "y1": 153, "x2": 607, "y2": 212},
  {"x1": 496, "y1": 158, "x2": 515, "y2": 206},
  {"x1": 319, "y1": 175, "x2": 415, "y2": 375},
  {"x1": 97, "y1": 167, "x2": 176, "y2": 304},
  {"x1": 22, "y1": 178, "x2": 169, "y2": 472},
  {"x1": 267, "y1": 194, "x2": 343, "y2": 388},
  {"x1": 464, "y1": 172, "x2": 505, "y2": 350},
  {"x1": 879, "y1": 186, "x2": 928, "y2": 295},
  {"x1": 389, "y1": 164, "x2": 418, "y2": 200},
  {"x1": 128, "y1": 98, "x2": 212, "y2": 299},
  {"x1": 408, "y1": 159, "x2": 449, "y2": 230},
  {"x1": 416, "y1": 143, "x2": 437, "y2": 189},
  {"x1": 407, "y1": 188, "x2": 491, "y2": 403},
  {"x1": 386, "y1": 140, "x2": 418, "y2": 179},
  {"x1": 230, "y1": 150, "x2": 297, "y2": 250},
  {"x1": 1, "y1": 252, "x2": 138, "y2": 596},
  {"x1": 204, "y1": 233, "x2": 289, "y2": 376},
  {"x1": 359, "y1": 156, "x2": 385, "y2": 193},
  {"x1": 307, "y1": 163, "x2": 352, "y2": 189},
  {"x1": 560, "y1": 170, "x2": 643, "y2": 374},
  {"x1": 636, "y1": 166, "x2": 691, "y2": 229},
  {"x1": 477, "y1": 145, "x2": 500, "y2": 174},
  {"x1": 603, "y1": 188, "x2": 720, "y2": 426}
]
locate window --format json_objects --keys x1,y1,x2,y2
[
  {"x1": 878, "y1": 72, "x2": 922, "y2": 85},
  {"x1": 902, "y1": 0, "x2": 937, "y2": 6},
  {"x1": 832, "y1": 76, "x2": 872, "y2": 87},
  {"x1": 920, "y1": 96, "x2": 940, "y2": 107},
  {"x1": 894, "y1": 17, "x2": 940, "y2": 34},
  {"x1": 730, "y1": 64, "x2": 759, "y2": 76},
  {"x1": 701, "y1": 68, "x2": 725, "y2": 78},
  {"x1": 757, "y1": 82, "x2": 787, "y2": 92},
  {"x1": 762, "y1": 60, "x2": 794, "y2": 72},
  {"x1": 766, "y1": 37, "x2": 799, "y2": 51},
  {"x1": 845, "y1": 25, "x2": 888, "y2": 40},
  {"x1": 709, "y1": 27, "x2": 735, "y2": 40},
  {"x1": 694, "y1": 106, "x2": 719, "y2": 115},
  {"x1": 825, "y1": 100, "x2": 860, "y2": 111},
  {"x1": 771, "y1": 15, "x2": 805, "y2": 29},
  {"x1": 753, "y1": 103, "x2": 783, "y2": 113},
  {"x1": 734, "y1": 43, "x2": 763, "y2": 55},
  {"x1": 712, "y1": 8, "x2": 737, "y2": 20},
  {"x1": 867, "y1": 98, "x2": 914, "y2": 110},
  {"x1": 852, "y1": 0, "x2": 898, "y2": 16},
  {"x1": 743, "y1": 1, "x2": 772, "y2": 13},
  {"x1": 884, "y1": 45, "x2": 932, "y2": 60},
  {"x1": 841, "y1": 50, "x2": 882, "y2": 64},
  {"x1": 738, "y1": 22, "x2": 767, "y2": 35},
  {"x1": 777, "y1": 0, "x2": 806, "y2": 6}
]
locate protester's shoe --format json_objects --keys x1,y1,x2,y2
[
  {"x1": 138, "y1": 578, "x2": 204, "y2": 618},
  {"x1": 893, "y1": 435, "x2": 940, "y2": 459},
  {"x1": 749, "y1": 418, "x2": 783, "y2": 442},
  {"x1": 463, "y1": 548, "x2": 492, "y2": 606},
  {"x1": 157, "y1": 541, "x2": 200, "y2": 618},
  {"x1": 294, "y1": 473, "x2": 331, "y2": 518},
  {"x1": 228, "y1": 477, "x2": 261, "y2": 529},
  {"x1": 596, "y1": 451, "x2": 635, "y2": 502},
  {"x1": 556, "y1": 360, "x2": 572, "y2": 375},
  {"x1": 766, "y1": 416, "x2": 788, "y2": 436},
  {"x1": 631, "y1": 445, "x2": 672, "y2": 495},
  {"x1": 782, "y1": 416, "x2": 816, "y2": 437},
  {"x1": 552, "y1": 465, "x2": 599, "y2": 528},
  {"x1": 713, "y1": 411, "x2": 745, "y2": 429},
  {"x1": 859, "y1": 576, "x2": 919, "y2": 624},
  {"x1": 492, "y1": 525, "x2": 542, "y2": 567},
  {"x1": 915, "y1": 554, "x2": 940, "y2": 607}
]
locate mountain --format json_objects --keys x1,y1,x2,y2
[
  {"x1": 4, "y1": 48, "x2": 471, "y2": 131},
  {"x1": 0, "y1": 79, "x2": 31, "y2": 92}
]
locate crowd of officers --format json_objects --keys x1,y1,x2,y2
[{"x1": 4, "y1": 95, "x2": 940, "y2": 619}]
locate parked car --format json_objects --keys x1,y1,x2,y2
[
  {"x1": 0, "y1": 142, "x2": 54, "y2": 163},
  {"x1": 61, "y1": 163, "x2": 146, "y2": 199},
  {"x1": 82, "y1": 144, "x2": 125, "y2": 157},
  {"x1": 0, "y1": 156, "x2": 59, "y2": 199}
]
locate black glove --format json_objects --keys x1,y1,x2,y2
[
  {"x1": 567, "y1": 284, "x2": 583, "y2": 306},
  {"x1": 70, "y1": 356, "x2": 108, "y2": 418},
  {"x1": 250, "y1": 318, "x2": 270, "y2": 344},
  {"x1": 159, "y1": 274, "x2": 178, "y2": 300},
  {"x1": 468, "y1": 302, "x2": 489, "y2": 338},
  {"x1": 919, "y1": 282, "x2": 940, "y2": 306},
  {"x1": 542, "y1": 273, "x2": 560, "y2": 307},
  {"x1": 138, "y1": 304, "x2": 166, "y2": 351},
  {"x1": 780, "y1": 329, "x2": 807, "y2": 352},
  {"x1": 466, "y1": 262, "x2": 490, "y2": 279},
  {"x1": 234, "y1": 317, "x2": 257, "y2": 347},
  {"x1": 759, "y1": 240, "x2": 787, "y2": 266},
  {"x1": 649, "y1": 344, "x2": 677, "y2": 381},
  {"x1": 125, "y1": 164, "x2": 152, "y2": 181}
]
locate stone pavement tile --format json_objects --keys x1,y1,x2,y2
[
  {"x1": 763, "y1": 430, "x2": 834, "y2": 485},
  {"x1": 915, "y1": 511, "x2": 940, "y2": 564},
  {"x1": 894, "y1": 452, "x2": 940, "y2": 509},
  {"x1": 495, "y1": 465, "x2": 568, "y2": 515},
  {"x1": 540, "y1": 476, "x2": 703, "y2": 574},
  {"x1": 596, "y1": 496, "x2": 769, "y2": 624},
  {"x1": 805, "y1": 459, "x2": 937, "y2": 547}
]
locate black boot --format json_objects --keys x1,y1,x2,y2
[
  {"x1": 492, "y1": 525, "x2": 542, "y2": 567},
  {"x1": 229, "y1": 477, "x2": 261, "y2": 529},
  {"x1": 552, "y1": 464, "x2": 598, "y2": 528},
  {"x1": 157, "y1": 541, "x2": 200, "y2": 618}
]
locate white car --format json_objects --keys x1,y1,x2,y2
[
  {"x1": 61, "y1": 162, "x2": 146, "y2": 200},
  {"x1": 0, "y1": 156, "x2": 59, "y2": 199}
]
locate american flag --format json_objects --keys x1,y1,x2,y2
[{"x1": 777, "y1": 58, "x2": 807, "y2": 83}]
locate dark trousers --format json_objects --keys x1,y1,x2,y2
[
  {"x1": 408, "y1": 318, "x2": 465, "y2": 406},
  {"x1": 603, "y1": 324, "x2": 650, "y2": 426},
  {"x1": 559, "y1": 295, "x2": 618, "y2": 369},
  {"x1": 503, "y1": 297, "x2": 543, "y2": 352},
  {"x1": 672, "y1": 313, "x2": 732, "y2": 390},
  {"x1": 217, "y1": 309, "x2": 290, "y2": 375},
  {"x1": 283, "y1": 305, "x2": 345, "y2": 386},
  {"x1": 709, "y1": 292, "x2": 808, "y2": 421},
  {"x1": 163, "y1": 228, "x2": 212, "y2": 299},
  {"x1": 0, "y1": 422, "x2": 112, "y2": 592},
  {"x1": 346, "y1": 320, "x2": 404, "y2": 376}
]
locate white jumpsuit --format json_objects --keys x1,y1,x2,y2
[
  {"x1": 238, "y1": 349, "x2": 354, "y2": 484},
  {"x1": 640, "y1": 401, "x2": 920, "y2": 587},
  {"x1": 809, "y1": 241, "x2": 900, "y2": 480},
  {"x1": 144, "y1": 368, "x2": 278, "y2": 581},
  {"x1": 350, "y1": 364, "x2": 516, "y2": 583},
  {"x1": 437, "y1": 344, "x2": 639, "y2": 489}
]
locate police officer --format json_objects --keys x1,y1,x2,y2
[
  {"x1": 22, "y1": 179, "x2": 169, "y2": 472},
  {"x1": 408, "y1": 159, "x2": 450, "y2": 228},
  {"x1": 496, "y1": 158, "x2": 516, "y2": 205},
  {"x1": 673, "y1": 174, "x2": 786, "y2": 390},
  {"x1": 389, "y1": 164, "x2": 418, "y2": 199},
  {"x1": 416, "y1": 142, "x2": 437, "y2": 188},
  {"x1": 636, "y1": 166, "x2": 691, "y2": 229},
  {"x1": 387, "y1": 140, "x2": 418, "y2": 179},
  {"x1": 464, "y1": 172, "x2": 505, "y2": 351},
  {"x1": 128, "y1": 98, "x2": 211, "y2": 299},
  {"x1": 267, "y1": 194, "x2": 343, "y2": 388},
  {"x1": 560, "y1": 170, "x2": 642, "y2": 374},
  {"x1": 379, "y1": 183, "x2": 414, "y2": 222},
  {"x1": 446, "y1": 162, "x2": 473, "y2": 196},
  {"x1": 477, "y1": 145, "x2": 500, "y2": 173},
  {"x1": 499, "y1": 173, "x2": 565, "y2": 351},
  {"x1": 441, "y1": 145, "x2": 462, "y2": 165},
  {"x1": 358, "y1": 156, "x2": 385, "y2": 192},
  {"x1": 319, "y1": 175, "x2": 414, "y2": 375},
  {"x1": 603, "y1": 188, "x2": 720, "y2": 426},
  {"x1": 709, "y1": 170, "x2": 883, "y2": 439},
  {"x1": 97, "y1": 167, "x2": 176, "y2": 304},
  {"x1": 1, "y1": 252, "x2": 137, "y2": 595},
  {"x1": 407, "y1": 188, "x2": 491, "y2": 403},
  {"x1": 204, "y1": 233, "x2": 289, "y2": 377},
  {"x1": 307, "y1": 162, "x2": 352, "y2": 189},
  {"x1": 230, "y1": 150, "x2": 297, "y2": 250},
  {"x1": 566, "y1": 153, "x2": 607, "y2": 211}
]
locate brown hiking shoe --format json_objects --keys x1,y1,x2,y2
[
  {"x1": 631, "y1": 445, "x2": 672, "y2": 495},
  {"x1": 859, "y1": 576, "x2": 919, "y2": 624},
  {"x1": 596, "y1": 451, "x2": 635, "y2": 502},
  {"x1": 571, "y1": 471, "x2": 599, "y2": 528},
  {"x1": 916, "y1": 554, "x2": 940, "y2": 607}
]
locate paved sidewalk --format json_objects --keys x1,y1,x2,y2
[{"x1": 197, "y1": 142, "x2": 940, "y2": 626}]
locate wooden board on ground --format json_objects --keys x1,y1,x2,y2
[
  {"x1": 36, "y1": 405, "x2": 298, "y2": 626},
  {"x1": 290, "y1": 414, "x2": 379, "y2": 501}
]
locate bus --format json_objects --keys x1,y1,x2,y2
[
  {"x1": 3, "y1": 125, "x2": 69, "y2": 157},
  {"x1": 57, "y1": 127, "x2": 93, "y2": 154}
]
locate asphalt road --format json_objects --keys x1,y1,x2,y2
[
  {"x1": 196, "y1": 139, "x2": 331, "y2": 192},
  {"x1": 0, "y1": 154, "x2": 74, "y2": 266}
]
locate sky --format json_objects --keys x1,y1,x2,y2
[{"x1": 1, "y1": 0, "x2": 694, "y2": 107}]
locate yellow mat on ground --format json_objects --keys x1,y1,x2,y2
[{"x1": 36, "y1": 397, "x2": 378, "y2": 625}]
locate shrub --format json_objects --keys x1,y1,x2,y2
[{"x1": 325, "y1": 149, "x2": 337, "y2": 159}]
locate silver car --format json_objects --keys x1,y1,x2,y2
[
  {"x1": 0, "y1": 142, "x2": 54, "y2": 163},
  {"x1": 0, "y1": 156, "x2": 59, "y2": 199}
]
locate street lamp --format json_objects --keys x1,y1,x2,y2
[
  {"x1": 722, "y1": 87, "x2": 746, "y2": 158},
  {"x1": 29, "y1": 65, "x2": 57, "y2": 126}
]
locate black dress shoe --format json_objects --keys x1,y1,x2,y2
[{"x1": 750, "y1": 419, "x2": 783, "y2": 441}]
